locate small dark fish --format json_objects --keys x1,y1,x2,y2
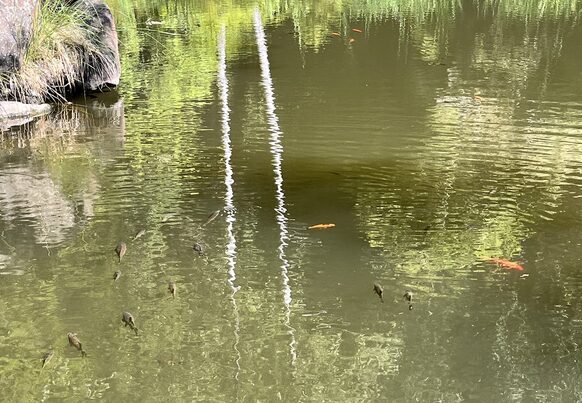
[
  {"x1": 122, "y1": 311, "x2": 139, "y2": 335},
  {"x1": 168, "y1": 281, "x2": 176, "y2": 298},
  {"x1": 132, "y1": 229, "x2": 146, "y2": 241},
  {"x1": 373, "y1": 283, "x2": 384, "y2": 303},
  {"x1": 193, "y1": 243, "x2": 204, "y2": 255},
  {"x1": 67, "y1": 332, "x2": 87, "y2": 357},
  {"x1": 403, "y1": 290, "x2": 413, "y2": 302},
  {"x1": 113, "y1": 270, "x2": 121, "y2": 281},
  {"x1": 41, "y1": 349, "x2": 54, "y2": 368},
  {"x1": 115, "y1": 242, "x2": 127, "y2": 263},
  {"x1": 203, "y1": 210, "x2": 221, "y2": 226}
]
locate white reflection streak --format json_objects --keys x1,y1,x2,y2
[
  {"x1": 253, "y1": 9, "x2": 297, "y2": 366},
  {"x1": 218, "y1": 26, "x2": 242, "y2": 380}
]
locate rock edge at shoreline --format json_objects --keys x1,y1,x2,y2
[
  {"x1": 0, "y1": 101, "x2": 52, "y2": 131},
  {"x1": 0, "y1": 0, "x2": 120, "y2": 103}
]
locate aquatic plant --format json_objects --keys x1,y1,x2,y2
[
  {"x1": 481, "y1": 0, "x2": 581, "y2": 20},
  {"x1": 0, "y1": 0, "x2": 117, "y2": 103}
]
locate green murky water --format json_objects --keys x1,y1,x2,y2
[{"x1": 2, "y1": 1, "x2": 582, "y2": 401}]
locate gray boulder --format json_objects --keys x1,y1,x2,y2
[
  {"x1": 73, "y1": 0, "x2": 121, "y2": 91},
  {"x1": 0, "y1": 101, "x2": 51, "y2": 130},
  {"x1": 0, "y1": 0, "x2": 39, "y2": 72},
  {"x1": 0, "y1": 0, "x2": 120, "y2": 100}
]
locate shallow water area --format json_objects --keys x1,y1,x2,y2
[{"x1": 1, "y1": 0, "x2": 582, "y2": 401}]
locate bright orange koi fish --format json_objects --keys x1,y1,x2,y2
[
  {"x1": 488, "y1": 258, "x2": 524, "y2": 271},
  {"x1": 308, "y1": 224, "x2": 336, "y2": 230}
]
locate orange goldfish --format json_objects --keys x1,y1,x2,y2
[
  {"x1": 488, "y1": 258, "x2": 524, "y2": 271},
  {"x1": 308, "y1": 224, "x2": 336, "y2": 230}
]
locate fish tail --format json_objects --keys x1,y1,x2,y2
[{"x1": 79, "y1": 342, "x2": 87, "y2": 357}]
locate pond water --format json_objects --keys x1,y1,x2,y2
[{"x1": 2, "y1": 0, "x2": 582, "y2": 401}]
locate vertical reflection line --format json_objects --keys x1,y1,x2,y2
[
  {"x1": 218, "y1": 26, "x2": 242, "y2": 381},
  {"x1": 253, "y1": 9, "x2": 297, "y2": 366}
]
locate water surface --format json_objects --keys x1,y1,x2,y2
[{"x1": 1, "y1": 1, "x2": 582, "y2": 401}]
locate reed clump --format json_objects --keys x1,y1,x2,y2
[{"x1": 0, "y1": 0, "x2": 116, "y2": 103}]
